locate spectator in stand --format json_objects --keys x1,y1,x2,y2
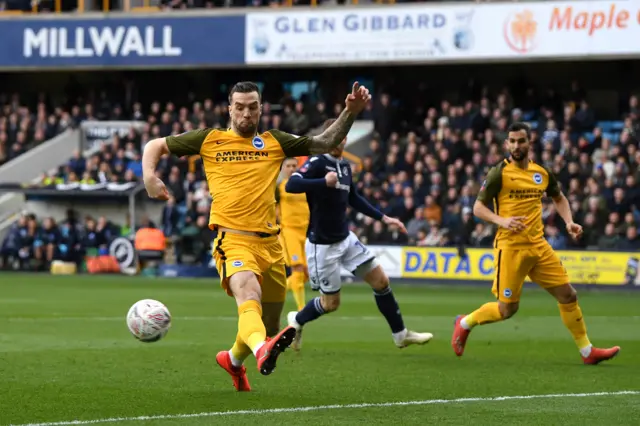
[
  {"x1": 598, "y1": 223, "x2": 620, "y2": 250},
  {"x1": 546, "y1": 224, "x2": 567, "y2": 250},
  {"x1": 162, "y1": 196, "x2": 180, "y2": 237},
  {"x1": 617, "y1": 226, "x2": 639, "y2": 250}
]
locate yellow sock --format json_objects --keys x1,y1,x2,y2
[
  {"x1": 464, "y1": 302, "x2": 503, "y2": 328},
  {"x1": 289, "y1": 270, "x2": 306, "y2": 311},
  {"x1": 558, "y1": 301, "x2": 591, "y2": 351},
  {"x1": 230, "y1": 333, "x2": 252, "y2": 365},
  {"x1": 237, "y1": 300, "x2": 267, "y2": 354}
]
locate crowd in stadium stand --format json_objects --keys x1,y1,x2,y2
[
  {"x1": 2, "y1": 80, "x2": 640, "y2": 270},
  {"x1": 0, "y1": 94, "x2": 72, "y2": 166}
]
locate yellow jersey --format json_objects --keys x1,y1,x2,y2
[
  {"x1": 165, "y1": 128, "x2": 313, "y2": 235},
  {"x1": 476, "y1": 159, "x2": 561, "y2": 249},
  {"x1": 276, "y1": 178, "x2": 310, "y2": 231}
]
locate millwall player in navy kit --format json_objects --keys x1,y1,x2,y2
[{"x1": 285, "y1": 119, "x2": 433, "y2": 350}]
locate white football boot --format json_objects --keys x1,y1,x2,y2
[
  {"x1": 287, "y1": 311, "x2": 303, "y2": 351},
  {"x1": 393, "y1": 329, "x2": 434, "y2": 348}
]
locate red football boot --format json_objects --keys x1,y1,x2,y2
[
  {"x1": 582, "y1": 346, "x2": 621, "y2": 365},
  {"x1": 255, "y1": 326, "x2": 296, "y2": 376},
  {"x1": 451, "y1": 315, "x2": 471, "y2": 357},
  {"x1": 216, "y1": 351, "x2": 251, "y2": 392}
]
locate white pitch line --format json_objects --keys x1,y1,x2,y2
[{"x1": 10, "y1": 391, "x2": 640, "y2": 426}]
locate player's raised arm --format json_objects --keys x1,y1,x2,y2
[
  {"x1": 347, "y1": 180, "x2": 407, "y2": 233},
  {"x1": 473, "y1": 166, "x2": 526, "y2": 233},
  {"x1": 309, "y1": 82, "x2": 371, "y2": 155},
  {"x1": 546, "y1": 168, "x2": 583, "y2": 240},
  {"x1": 271, "y1": 83, "x2": 371, "y2": 157},
  {"x1": 142, "y1": 128, "x2": 211, "y2": 200}
]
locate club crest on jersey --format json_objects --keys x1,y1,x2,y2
[
  {"x1": 533, "y1": 173, "x2": 543, "y2": 184},
  {"x1": 232, "y1": 260, "x2": 244, "y2": 267},
  {"x1": 252, "y1": 136, "x2": 265, "y2": 150},
  {"x1": 503, "y1": 288, "x2": 512, "y2": 298},
  {"x1": 342, "y1": 166, "x2": 349, "y2": 176}
]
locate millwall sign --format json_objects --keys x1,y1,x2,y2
[
  {"x1": 23, "y1": 26, "x2": 183, "y2": 59},
  {"x1": 0, "y1": 14, "x2": 246, "y2": 69}
]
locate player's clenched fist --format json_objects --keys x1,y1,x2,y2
[
  {"x1": 345, "y1": 82, "x2": 372, "y2": 114},
  {"x1": 325, "y1": 171, "x2": 339, "y2": 188},
  {"x1": 499, "y1": 216, "x2": 526, "y2": 233},
  {"x1": 144, "y1": 176, "x2": 170, "y2": 200},
  {"x1": 566, "y1": 222, "x2": 583, "y2": 240}
]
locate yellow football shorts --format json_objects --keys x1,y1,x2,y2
[
  {"x1": 492, "y1": 241, "x2": 569, "y2": 303},
  {"x1": 280, "y1": 226, "x2": 307, "y2": 267},
  {"x1": 212, "y1": 231, "x2": 287, "y2": 303}
]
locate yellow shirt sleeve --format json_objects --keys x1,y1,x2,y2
[
  {"x1": 269, "y1": 129, "x2": 312, "y2": 157},
  {"x1": 165, "y1": 128, "x2": 213, "y2": 157},
  {"x1": 544, "y1": 167, "x2": 562, "y2": 198},
  {"x1": 476, "y1": 165, "x2": 503, "y2": 204}
]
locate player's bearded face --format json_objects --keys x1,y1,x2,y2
[
  {"x1": 229, "y1": 92, "x2": 261, "y2": 137},
  {"x1": 506, "y1": 130, "x2": 530, "y2": 161}
]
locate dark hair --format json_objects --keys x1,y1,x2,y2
[
  {"x1": 508, "y1": 121, "x2": 532, "y2": 139},
  {"x1": 322, "y1": 118, "x2": 336, "y2": 131},
  {"x1": 228, "y1": 81, "x2": 261, "y2": 104}
]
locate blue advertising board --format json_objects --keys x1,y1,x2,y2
[{"x1": 0, "y1": 15, "x2": 245, "y2": 69}]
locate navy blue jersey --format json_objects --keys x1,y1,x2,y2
[{"x1": 286, "y1": 154, "x2": 383, "y2": 245}]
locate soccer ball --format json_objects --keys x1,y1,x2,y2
[{"x1": 126, "y1": 299, "x2": 172, "y2": 343}]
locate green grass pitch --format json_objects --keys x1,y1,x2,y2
[{"x1": 1, "y1": 274, "x2": 639, "y2": 426}]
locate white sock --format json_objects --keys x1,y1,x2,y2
[
  {"x1": 392, "y1": 328, "x2": 408, "y2": 345},
  {"x1": 460, "y1": 316, "x2": 472, "y2": 330},
  {"x1": 289, "y1": 315, "x2": 301, "y2": 330},
  {"x1": 579, "y1": 344, "x2": 593, "y2": 358},
  {"x1": 228, "y1": 350, "x2": 243, "y2": 368},
  {"x1": 252, "y1": 341, "x2": 265, "y2": 356}
]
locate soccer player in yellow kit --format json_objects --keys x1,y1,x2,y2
[
  {"x1": 451, "y1": 122, "x2": 620, "y2": 365},
  {"x1": 276, "y1": 158, "x2": 310, "y2": 313},
  {"x1": 142, "y1": 81, "x2": 371, "y2": 391}
]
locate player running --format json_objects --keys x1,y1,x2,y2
[
  {"x1": 276, "y1": 158, "x2": 310, "y2": 314},
  {"x1": 451, "y1": 122, "x2": 620, "y2": 365},
  {"x1": 285, "y1": 119, "x2": 433, "y2": 350},
  {"x1": 142, "y1": 81, "x2": 372, "y2": 391}
]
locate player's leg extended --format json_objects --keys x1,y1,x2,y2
[
  {"x1": 212, "y1": 233, "x2": 254, "y2": 391},
  {"x1": 360, "y1": 262, "x2": 433, "y2": 348},
  {"x1": 214, "y1": 233, "x2": 294, "y2": 387},
  {"x1": 289, "y1": 278, "x2": 340, "y2": 327},
  {"x1": 531, "y1": 245, "x2": 620, "y2": 365},
  {"x1": 252, "y1": 238, "x2": 296, "y2": 374},
  {"x1": 452, "y1": 249, "x2": 528, "y2": 356},
  {"x1": 287, "y1": 241, "x2": 340, "y2": 341},
  {"x1": 228, "y1": 269, "x2": 295, "y2": 376}
]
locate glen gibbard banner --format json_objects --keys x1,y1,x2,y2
[{"x1": 245, "y1": 1, "x2": 640, "y2": 65}]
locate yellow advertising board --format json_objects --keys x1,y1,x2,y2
[{"x1": 401, "y1": 247, "x2": 639, "y2": 286}]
